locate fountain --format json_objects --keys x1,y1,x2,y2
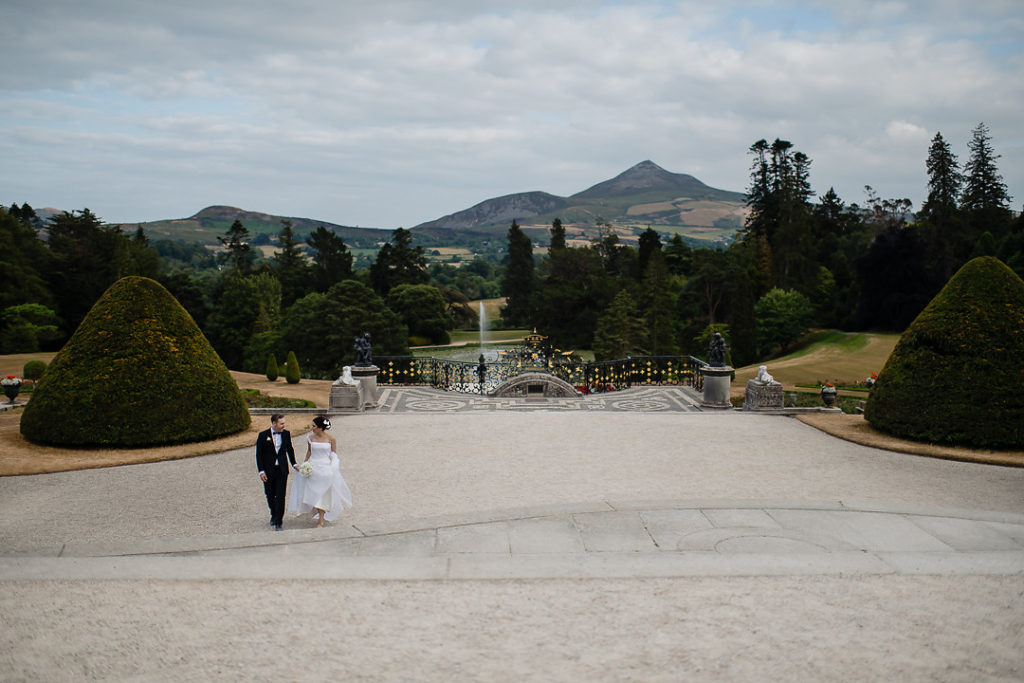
[{"x1": 479, "y1": 300, "x2": 486, "y2": 348}]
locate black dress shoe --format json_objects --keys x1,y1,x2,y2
[{"x1": 274, "y1": 524, "x2": 283, "y2": 531}]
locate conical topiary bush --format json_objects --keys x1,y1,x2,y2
[
  {"x1": 285, "y1": 351, "x2": 301, "y2": 384},
  {"x1": 864, "y1": 256, "x2": 1024, "y2": 448},
  {"x1": 265, "y1": 354, "x2": 279, "y2": 382},
  {"x1": 21, "y1": 276, "x2": 251, "y2": 447}
]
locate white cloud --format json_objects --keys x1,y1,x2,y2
[{"x1": 1, "y1": 0, "x2": 1022, "y2": 225}]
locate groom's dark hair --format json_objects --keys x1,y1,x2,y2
[{"x1": 270, "y1": 413, "x2": 285, "y2": 423}]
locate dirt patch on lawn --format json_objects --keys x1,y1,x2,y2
[{"x1": 0, "y1": 372, "x2": 332, "y2": 477}]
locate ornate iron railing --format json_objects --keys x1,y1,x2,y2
[{"x1": 376, "y1": 354, "x2": 707, "y2": 394}]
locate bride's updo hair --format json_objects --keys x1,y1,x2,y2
[{"x1": 312, "y1": 416, "x2": 331, "y2": 431}]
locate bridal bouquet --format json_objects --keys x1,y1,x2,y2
[{"x1": 298, "y1": 462, "x2": 313, "y2": 477}]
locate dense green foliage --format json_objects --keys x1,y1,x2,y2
[
  {"x1": 276, "y1": 280, "x2": 410, "y2": 377},
  {"x1": 865, "y1": 257, "x2": 1024, "y2": 448},
  {"x1": 265, "y1": 354, "x2": 279, "y2": 381},
  {"x1": 754, "y1": 288, "x2": 814, "y2": 354},
  {"x1": 20, "y1": 276, "x2": 250, "y2": 447},
  {"x1": 23, "y1": 359, "x2": 47, "y2": 381},
  {"x1": 386, "y1": 284, "x2": 453, "y2": 345}
]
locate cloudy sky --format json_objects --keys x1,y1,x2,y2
[{"x1": 2, "y1": 0, "x2": 1022, "y2": 230}]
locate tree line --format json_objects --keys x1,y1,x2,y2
[
  {"x1": 2, "y1": 122, "x2": 1019, "y2": 374},
  {"x1": 501, "y1": 123, "x2": 1022, "y2": 365}
]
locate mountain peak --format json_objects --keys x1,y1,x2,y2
[{"x1": 571, "y1": 160, "x2": 708, "y2": 200}]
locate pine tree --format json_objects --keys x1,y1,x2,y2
[
  {"x1": 218, "y1": 219, "x2": 255, "y2": 276},
  {"x1": 549, "y1": 218, "x2": 566, "y2": 250},
  {"x1": 370, "y1": 227, "x2": 428, "y2": 295},
  {"x1": 500, "y1": 221, "x2": 534, "y2": 327},
  {"x1": 920, "y1": 132, "x2": 965, "y2": 281},
  {"x1": 306, "y1": 226, "x2": 353, "y2": 292},
  {"x1": 272, "y1": 220, "x2": 311, "y2": 307},
  {"x1": 961, "y1": 122, "x2": 1013, "y2": 242}
]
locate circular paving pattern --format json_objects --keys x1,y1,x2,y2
[
  {"x1": 610, "y1": 399, "x2": 671, "y2": 411},
  {"x1": 404, "y1": 399, "x2": 467, "y2": 411}
]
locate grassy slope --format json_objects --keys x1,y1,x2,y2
[{"x1": 732, "y1": 331, "x2": 899, "y2": 394}]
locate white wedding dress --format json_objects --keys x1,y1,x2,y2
[{"x1": 288, "y1": 436, "x2": 352, "y2": 521}]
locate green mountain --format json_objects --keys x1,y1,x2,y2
[
  {"x1": 128, "y1": 206, "x2": 390, "y2": 248},
  {"x1": 413, "y1": 160, "x2": 747, "y2": 247},
  {"x1": 102, "y1": 161, "x2": 746, "y2": 250}
]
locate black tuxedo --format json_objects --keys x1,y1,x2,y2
[{"x1": 256, "y1": 428, "x2": 296, "y2": 527}]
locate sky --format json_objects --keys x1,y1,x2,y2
[{"x1": 2, "y1": 0, "x2": 1022, "y2": 230}]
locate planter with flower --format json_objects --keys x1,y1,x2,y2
[
  {"x1": 820, "y1": 382, "x2": 837, "y2": 407},
  {"x1": 2, "y1": 376, "x2": 23, "y2": 404}
]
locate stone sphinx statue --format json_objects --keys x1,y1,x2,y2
[
  {"x1": 745, "y1": 364, "x2": 783, "y2": 410},
  {"x1": 755, "y1": 365, "x2": 776, "y2": 385},
  {"x1": 337, "y1": 365, "x2": 357, "y2": 386}
]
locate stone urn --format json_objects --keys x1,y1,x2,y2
[
  {"x1": 820, "y1": 384, "x2": 837, "y2": 407},
  {"x1": 3, "y1": 380, "x2": 21, "y2": 404}
]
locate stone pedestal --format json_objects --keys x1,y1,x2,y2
[
  {"x1": 744, "y1": 379, "x2": 783, "y2": 410},
  {"x1": 351, "y1": 364, "x2": 379, "y2": 409},
  {"x1": 329, "y1": 382, "x2": 363, "y2": 413},
  {"x1": 700, "y1": 366, "x2": 734, "y2": 409}
]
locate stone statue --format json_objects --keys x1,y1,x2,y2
[
  {"x1": 755, "y1": 365, "x2": 775, "y2": 384},
  {"x1": 477, "y1": 354, "x2": 487, "y2": 389},
  {"x1": 338, "y1": 366, "x2": 357, "y2": 386},
  {"x1": 354, "y1": 332, "x2": 373, "y2": 367},
  {"x1": 709, "y1": 332, "x2": 728, "y2": 367}
]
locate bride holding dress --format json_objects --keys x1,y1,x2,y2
[{"x1": 288, "y1": 416, "x2": 352, "y2": 527}]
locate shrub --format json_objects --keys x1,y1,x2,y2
[
  {"x1": 23, "y1": 360, "x2": 47, "y2": 381},
  {"x1": 265, "y1": 354, "x2": 279, "y2": 382},
  {"x1": 20, "y1": 276, "x2": 251, "y2": 447},
  {"x1": 285, "y1": 351, "x2": 301, "y2": 384},
  {"x1": 865, "y1": 257, "x2": 1024, "y2": 448}
]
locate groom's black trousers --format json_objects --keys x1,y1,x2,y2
[{"x1": 264, "y1": 470, "x2": 288, "y2": 526}]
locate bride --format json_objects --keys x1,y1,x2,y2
[{"x1": 287, "y1": 416, "x2": 352, "y2": 527}]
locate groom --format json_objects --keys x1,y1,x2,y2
[{"x1": 256, "y1": 414, "x2": 297, "y2": 530}]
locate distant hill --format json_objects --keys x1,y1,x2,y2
[
  {"x1": 127, "y1": 206, "x2": 391, "y2": 248},
  {"x1": 413, "y1": 160, "x2": 748, "y2": 246},
  {"x1": 40, "y1": 161, "x2": 747, "y2": 250}
]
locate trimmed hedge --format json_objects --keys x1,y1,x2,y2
[
  {"x1": 864, "y1": 256, "x2": 1024, "y2": 448},
  {"x1": 23, "y1": 360, "x2": 47, "y2": 381},
  {"x1": 21, "y1": 276, "x2": 251, "y2": 447},
  {"x1": 285, "y1": 351, "x2": 301, "y2": 384},
  {"x1": 265, "y1": 354, "x2": 279, "y2": 382}
]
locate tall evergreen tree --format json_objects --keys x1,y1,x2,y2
[
  {"x1": 961, "y1": 122, "x2": 1013, "y2": 242},
  {"x1": 218, "y1": 219, "x2": 255, "y2": 276},
  {"x1": 549, "y1": 217, "x2": 566, "y2": 250},
  {"x1": 663, "y1": 234, "x2": 693, "y2": 276},
  {"x1": 739, "y1": 138, "x2": 815, "y2": 295},
  {"x1": 638, "y1": 251, "x2": 676, "y2": 355},
  {"x1": 921, "y1": 132, "x2": 962, "y2": 222},
  {"x1": 271, "y1": 220, "x2": 311, "y2": 307},
  {"x1": 637, "y1": 227, "x2": 662, "y2": 279},
  {"x1": 370, "y1": 227, "x2": 428, "y2": 295},
  {"x1": 500, "y1": 220, "x2": 535, "y2": 327},
  {"x1": 593, "y1": 289, "x2": 646, "y2": 361},
  {"x1": 306, "y1": 226, "x2": 353, "y2": 292},
  {"x1": 46, "y1": 209, "x2": 157, "y2": 336},
  {"x1": 919, "y1": 132, "x2": 965, "y2": 281}
]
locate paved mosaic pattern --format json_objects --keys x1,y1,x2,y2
[{"x1": 376, "y1": 385, "x2": 706, "y2": 413}]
